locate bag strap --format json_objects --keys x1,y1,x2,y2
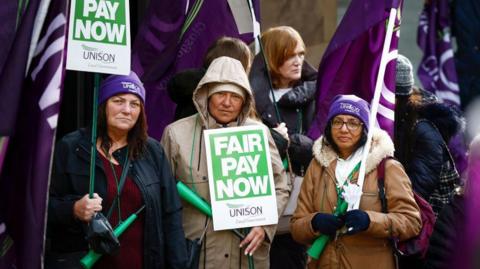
[
  {"x1": 377, "y1": 157, "x2": 400, "y2": 269},
  {"x1": 377, "y1": 158, "x2": 388, "y2": 214},
  {"x1": 106, "y1": 157, "x2": 131, "y2": 220}
]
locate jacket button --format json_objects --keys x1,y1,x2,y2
[
  {"x1": 202, "y1": 176, "x2": 207, "y2": 181},
  {"x1": 224, "y1": 254, "x2": 229, "y2": 258}
]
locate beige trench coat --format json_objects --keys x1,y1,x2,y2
[
  {"x1": 291, "y1": 128, "x2": 422, "y2": 269},
  {"x1": 161, "y1": 57, "x2": 290, "y2": 269}
]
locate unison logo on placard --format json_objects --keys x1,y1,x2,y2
[
  {"x1": 227, "y1": 203, "x2": 263, "y2": 218},
  {"x1": 73, "y1": 0, "x2": 126, "y2": 45},
  {"x1": 81, "y1": 44, "x2": 116, "y2": 63}
]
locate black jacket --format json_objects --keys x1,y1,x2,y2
[
  {"x1": 404, "y1": 103, "x2": 461, "y2": 214},
  {"x1": 424, "y1": 195, "x2": 465, "y2": 269},
  {"x1": 249, "y1": 55, "x2": 317, "y2": 175},
  {"x1": 47, "y1": 129, "x2": 187, "y2": 269}
]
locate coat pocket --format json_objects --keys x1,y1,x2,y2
[{"x1": 360, "y1": 191, "x2": 381, "y2": 212}]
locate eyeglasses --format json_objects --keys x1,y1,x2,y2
[{"x1": 331, "y1": 118, "x2": 363, "y2": 131}]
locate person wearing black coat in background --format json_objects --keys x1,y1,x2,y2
[
  {"x1": 405, "y1": 98, "x2": 462, "y2": 215},
  {"x1": 249, "y1": 26, "x2": 317, "y2": 177},
  {"x1": 394, "y1": 55, "x2": 462, "y2": 216},
  {"x1": 167, "y1": 37, "x2": 252, "y2": 121},
  {"x1": 249, "y1": 26, "x2": 317, "y2": 269}
]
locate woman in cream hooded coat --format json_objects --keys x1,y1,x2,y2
[
  {"x1": 161, "y1": 56, "x2": 290, "y2": 269},
  {"x1": 290, "y1": 95, "x2": 421, "y2": 269}
]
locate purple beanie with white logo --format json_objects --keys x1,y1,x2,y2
[
  {"x1": 99, "y1": 71, "x2": 146, "y2": 104},
  {"x1": 326, "y1": 94, "x2": 371, "y2": 131}
]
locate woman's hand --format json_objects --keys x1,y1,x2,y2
[
  {"x1": 239, "y1": 227, "x2": 265, "y2": 256},
  {"x1": 73, "y1": 193, "x2": 103, "y2": 222},
  {"x1": 344, "y1": 209, "x2": 370, "y2": 235},
  {"x1": 311, "y1": 212, "x2": 344, "y2": 235},
  {"x1": 273, "y1": 122, "x2": 289, "y2": 142}
]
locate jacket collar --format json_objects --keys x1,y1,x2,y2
[
  {"x1": 312, "y1": 128, "x2": 394, "y2": 174},
  {"x1": 75, "y1": 128, "x2": 129, "y2": 165}
]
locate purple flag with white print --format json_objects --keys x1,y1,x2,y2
[
  {"x1": 132, "y1": 0, "x2": 260, "y2": 140},
  {"x1": 417, "y1": 0, "x2": 460, "y2": 106},
  {"x1": 0, "y1": 0, "x2": 40, "y2": 136},
  {"x1": 308, "y1": 0, "x2": 402, "y2": 139},
  {"x1": 417, "y1": 0, "x2": 468, "y2": 173},
  {"x1": 0, "y1": 0, "x2": 67, "y2": 267}
]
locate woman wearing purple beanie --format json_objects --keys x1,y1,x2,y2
[
  {"x1": 290, "y1": 95, "x2": 421, "y2": 269},
  {"x1": 45, "y1": 72, "x2": 187, "y2": 269}
]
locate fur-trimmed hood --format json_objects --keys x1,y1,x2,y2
[
  {"x1": 418, "y1": 102, "x2": 464, "y2": 142},
  {"x1": 312, "y1": 128, "x2": 394, "y2": 174}
]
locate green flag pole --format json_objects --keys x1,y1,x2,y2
[
  {"x1": 80, "y1": 206, "x2": 146, "y2": 268},
  {"x1": 306, "y1": 200, "x2": 347, "y2": 259},
  {"x1": 88, "y1": 74, "x2": 101, "y2": 198},
  {"x1": 306, "y1": 161, "x2": 361, "y2": 259}
]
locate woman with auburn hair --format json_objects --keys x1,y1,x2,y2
[{"x1": 249, "y1": 26, "x2": 317, "y2": 269}]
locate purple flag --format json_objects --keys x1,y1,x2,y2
[
  {"x1": 0, "y1": 1, "x2": 41, "y2": 136},
  {"x1": 0, "y1": 1, "x2": 21, "y2": 74},
  {"x1": 0, "y1": 0, "x2": 67, "y2": 267},
  {"x1": 417, "y1": 0, "x2": 468, "y2": 173},
  {"x1": 308, "y1": 0, "x2": 402, "y2": 139},
  {"x1": 132, "y1": 0, "x2": 259, "y2": 140},
  {"x1": 417, "y1": 0, "x2": 460, "y2": 106}
]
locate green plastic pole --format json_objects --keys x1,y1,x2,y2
[
  {"x1": 306, "y1": 200, "x2": 348, "y2": 259},
  {"x1": 282, "y1": 158, "x2": 288, "y2": 170},
  {"x1": 88, "y1": 74, "x2": 101, "y2": 198},
  {"x1": 176, "y1": 181, "x2": 212, "y2": 217},
  {"x1": 80, "y1": 205, "x2": 145, "y2": 269}
]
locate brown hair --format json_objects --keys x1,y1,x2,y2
[
  {"x1": 261, "y1": 26, "x2": 305, "y2": 88},
  {"x1": 97, "y1": 100, "x2": 148, "y2": 160},
  {"x1": 203, "y1": 36, "x2": 252, "y2": 73}
]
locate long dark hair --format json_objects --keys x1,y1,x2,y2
[
  {"x1": 97, "y1": 101, "x2": 148, "y2": 160},
  {"x1": 323, "y1": 118, "x2": 368, "y2": 155}
]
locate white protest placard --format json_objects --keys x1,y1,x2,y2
[
  {"x1": 204, "y1": 125, "x2": 278, "y2": 231},
  {"x1": 66, "y1": 0, "x2": 130, "y2": 75}
]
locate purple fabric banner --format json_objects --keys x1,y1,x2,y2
[
  {"x1": 463, "y1": 144, "x2": 480, "y2": 268},
  {"x1": 0, "y1": 0, "x2": 67, "y2": 267},
  {"x1": 417, "y1": 0, "x2": 460, "y2": 106},
  {"x1": 308, "y1": 0, "x2": 402, "y2": 139},
  {"x1": 0, "y1": 0, "x2": 41, "y2": 136},
  {"x1": 417, "y1": 0, "x2": 468, "y2": 173},
  {"x1": 132, "y1": 0, "x2": 259, "y2": 140}
]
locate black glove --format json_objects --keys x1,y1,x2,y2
[
  {"x1": 311, "y1": 213, "x2": 344, "y2": 236},
  {"x1": 344, "y1": 210, "x2": 370, "y2": 235}
]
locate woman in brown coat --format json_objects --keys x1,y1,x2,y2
[{"x1": 290, "y1": 95, "x2": 421, "y2": 269}]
